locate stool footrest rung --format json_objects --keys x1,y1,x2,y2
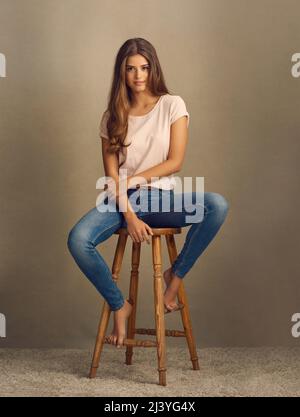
[
  {"x1": 104, "y1": 337, "x2": 157, "y2": 347},
  {"x1": 135, "y1": 328, "x2": 186, "y2": 337}
]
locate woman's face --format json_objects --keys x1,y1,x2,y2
[{"x1": 125, "y1": 54, "x2": 150, "y2": 93}]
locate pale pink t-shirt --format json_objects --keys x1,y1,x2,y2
[{"x1": 99, "y1": 94, "x2": 190, "y2": 190}]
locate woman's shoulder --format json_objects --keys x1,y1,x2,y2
[
  {"x1": 99, "y1": 109, "x2": 110, "y2": 140},
  {"x1": 162, "y1": 94, "x2": 189, "y2": 126},
  {"x1": 162, "y1": 93, "x2": 186, "y2": 105},
  {"x1": 162, "y1": 94, "x2": 188, "y2": 115}
]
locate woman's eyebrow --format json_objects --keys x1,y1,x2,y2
[{"x1": 126, "y1": 64, "x2": 149, "y2": 67}]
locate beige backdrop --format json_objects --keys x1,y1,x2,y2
[{"x1": 0, "y1": 0, "x2": 299, "y2": 348}]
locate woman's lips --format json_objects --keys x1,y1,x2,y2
[{"x1": 134, "y1": 81, "x2": 144, "y2": 85}]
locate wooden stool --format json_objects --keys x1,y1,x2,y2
[{"x1": 88, "y1": 227, "x2": 200, "y2": 386}]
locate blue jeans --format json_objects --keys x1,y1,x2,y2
[{"x1": 67, "y1": 188, "x2": 229, "y2": 311}]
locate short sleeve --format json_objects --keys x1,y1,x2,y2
[
  {"x1": 170, "y1": 96, "x2": 190, "y2": 127},
  {"x1": 99, "y1": 110, "x2": 109, "y2": 140}
]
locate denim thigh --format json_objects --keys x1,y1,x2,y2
[
  {"x1": 134, "y1": 188, "x2": 207, "y2": 228},
  {"x1": 68, "y1": 192, "x2": 136, "y2": 246}
]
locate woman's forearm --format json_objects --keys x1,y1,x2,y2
[
  {"x1": 104, "y1": 174, "x2": 138, "y2": 221},
  {"x1": 127, "y1": 159, "x2": 180, "y2": 188},
  {"x1": 104, "y1": 158, "x2": 180, "y2": 219},
  {"x1": 116, "y1": 192, "x2": 137, "y2": 220}
]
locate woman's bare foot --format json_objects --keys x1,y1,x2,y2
[
  {"x1": 163, "y1": 267, "x2": 182, "y2": 312},
  {"x1": 106, "y1": 299, "x2": 133, "y2": 348}
]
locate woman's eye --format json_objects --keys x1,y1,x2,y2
[{"x1": 127, "y1": 67, "x2": 149, "y2": 71}]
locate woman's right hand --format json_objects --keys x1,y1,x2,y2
[{"x1": 126, "y1": 215, "x2": 154, "y2": 244}]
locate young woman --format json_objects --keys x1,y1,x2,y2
[{"x1": 67, "y1": 38, "x2": 229, "y2": 349}]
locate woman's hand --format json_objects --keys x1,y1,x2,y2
[
  {"x1": 126, "y1": 215, "x2": 154, "y2": 244},
  {"x1": 104, "y1": 177, "x2": 153, "y2": 244}
]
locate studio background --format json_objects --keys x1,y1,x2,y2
[{"x1": 0, "y1": 0, "x2": 299, "y2": 348}]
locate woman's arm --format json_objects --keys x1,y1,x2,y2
[
  {"x1": 127, "y1": 115, "x2": 189, "y2": 188},
  {"x1": 101, "y1": 138, "x2": 136, "y2": 221},
  {"x1": 101, "y1": 137, "x2": 154, "y2": 243}
]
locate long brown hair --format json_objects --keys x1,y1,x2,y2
[{"x1": 102, "y1": 38, "x2": 171, "y2": 154}]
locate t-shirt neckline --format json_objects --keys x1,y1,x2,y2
[{"x1": 128, "y1": 95, "x2": 165, "y2": 119}]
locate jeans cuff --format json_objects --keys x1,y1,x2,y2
[
  {"x1": 110, "y1": 299, "x2": 125, "y2": 311},
  {"x1": 171, "y1": 265, "x2": 185, "y2": 279}
]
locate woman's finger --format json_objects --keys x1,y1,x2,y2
[
  {"x1": 134, "y1": 233, "x2": 141, "y2": 243},
  {"x1": 131, "y1": 233, "x2": 138, "y2": 243},
  {"x1": 137, "y1": 231, "x2": 144, "y2": 243},
  {"x1": 141, "y1": 227, "x2": 150, "y2": 244},
  {"x1": 129, "y1": 230, "x2": 135, "y2": 241},
  {"x1": 146, "y1": 225, "x2": 154, "y2": 236}
]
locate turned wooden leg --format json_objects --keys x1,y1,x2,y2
[
  {"x1": 152, "y1": 235, "x2": 167, "y2": 386},
  {"x1": 89, "y1": 232, "x2": 128, "y2": 378},
  {"x1": 125, "y1": 241, "x2": 141, "y2": 365},
  {"x1": 165, "y1": 234, "x2": 200, "y2": 371}
]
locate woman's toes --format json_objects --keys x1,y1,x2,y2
[
  {"x1": 117, "y1": 335, "x2": 124, "y2": 349},
  {"x1": 164, "y1": 300, "x2": 179, "y2": 311},
  {"x1": 107, "y1": 333, "x2": 117, "y2": 345}
]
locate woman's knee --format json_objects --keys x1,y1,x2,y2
[
  {"x1": 205, "y1": 192, "x2": 229, "y2": 219},
  {"x1": 67, "y1": 223, "x2": 89, "y2": 255},
  {"x1": 67, "y1": 211, "x2": 122, "y2": 254}
]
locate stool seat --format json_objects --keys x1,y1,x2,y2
[
  {"x1": 89, "y1": 226, "x2": 200, "y2": 386},
  {"x1": 114, "y1": 227, "x2": 182, "y2": 236}
]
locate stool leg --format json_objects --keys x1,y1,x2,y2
[
  {"x1": 165, "y1": 235, "x2": 200, "y2": 371},
  {"x1": 125, "y1": 241, "x2": 141, "y2": 365},
  {"x1": 152, "y1": 235, "x2": 167, "y2": 386},
  {"x1": 89, "y1": 233, "x2": 128, "y2": 378}
]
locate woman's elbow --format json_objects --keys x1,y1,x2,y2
[{"x1": 173, "y1": 161, "x2": 183, "y2": 173}]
